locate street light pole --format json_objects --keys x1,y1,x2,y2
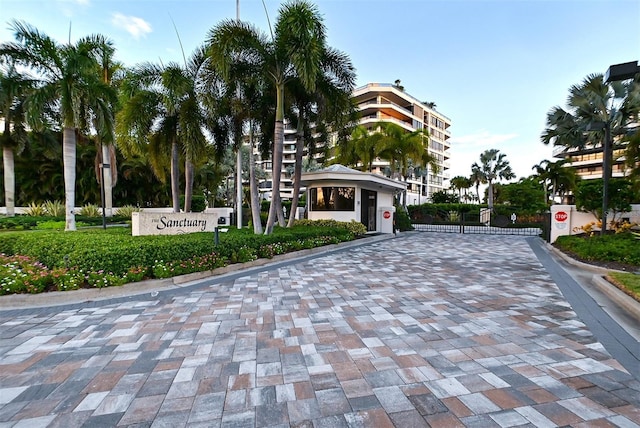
[{"x1": 599, "y1": 60, "x2": 639, "y2": 234}]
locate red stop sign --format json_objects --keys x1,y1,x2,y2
[
  {"x1": 555, "y1": 211, "x2": 568, "y2": 222},
  {"x1": 383, "y1": 211, "x2": 391, "y2": 219}
]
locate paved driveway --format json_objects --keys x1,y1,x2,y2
[{"x1": 0, "y1": 233, "x2": 638, "y2": 427}]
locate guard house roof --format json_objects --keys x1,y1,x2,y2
[{"x1": 301, "y1": 164, "x2": 407, "y2": 192}]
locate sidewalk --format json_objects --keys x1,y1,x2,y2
[{"x1": 0, "y1": 232, "x2": 638, "y2": 427}]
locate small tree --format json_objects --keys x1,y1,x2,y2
[
  {"x1": 494, "y1": 178, "x2": 547, "y2": 214},
  {"x1": 574, "y1": 178, "x2": 638, "y2": 224},
  {"x1": 431, "y1": 190, "x2": 458, "y2": 204}
]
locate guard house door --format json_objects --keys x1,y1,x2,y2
[{"x1": 361, "y1": 189, "x2": 377, "y2": 232}]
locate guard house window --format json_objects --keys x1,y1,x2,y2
[{"x1": 310, "y1": 187, "x2": 355, "y2": 211}]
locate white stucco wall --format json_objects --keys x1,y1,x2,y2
[
  {"x1": 550, "y1": 204, "x2": 640, "y2": 243},
  {"x1": 305, "y1": 181, "x2": 401, "y2": 233}
]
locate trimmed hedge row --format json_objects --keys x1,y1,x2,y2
[
  {"x1": 0, "y1": 215, "x2": 130, "y2": 230},
  {"x1": 0, "y1": 224, "x2": 356, "y2": 278}
]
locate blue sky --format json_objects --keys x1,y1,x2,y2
[{"x1": 1, "y1": 0, "x2": 639, "y2": 182}]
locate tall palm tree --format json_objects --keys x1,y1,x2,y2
[
  {"x1": 542, "y1": 74, "x2": 640, "y2": 186},
  {"x1": 199, "y1": 48, "x2": 275, "y2": 233},
  {"x1": 207, "y1": 0, "x2": 335, "y2": 235},
  {"x1": 532, "y1": 159, "x2": 578, "y2": 204},
  {"x1": 0, "y1": 61, "x2": 33, "y2": 216},
  {"x1": 471, "y1": 149, "x2": 515, "y2": 211},
  {"x1": 116, "y1": 46, "x2": 209, "y2": 213},
  {"x1": 450, "y1": 175, "x2": 472, "y2": 202},
  {"x1": 285, "y1": 48, "x2": 356, "y2": 227},
  {"x1": 0, "y1": 20, "x2": 116, "y2": 230},
  {"x1": 470, "y1": 164, "x2": 485, "y2": 203},
  {"x1": 93, "y1": 35, "x2": 122, "y2": 217}
]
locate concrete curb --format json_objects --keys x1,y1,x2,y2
[
  {"x1": 592, "y1": 274, "x2": 640, "y2": 320},
  {"x1": 546, "y1": 242, "x2": 640, "y2": 319},
  {"x1": 0, "y1": 233, "x2": 396, "y2": 310}
]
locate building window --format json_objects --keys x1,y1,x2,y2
[{"x1": 310, "y1": 187, "x2": 355, "y2": 211}]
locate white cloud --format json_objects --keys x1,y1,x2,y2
[{"x1": 111, "y1": 13, "x2": 152, "y2": 39}]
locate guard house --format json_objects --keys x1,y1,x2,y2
[{"x1": 301, "y1": 165, "x2": 407, "y2": 233}]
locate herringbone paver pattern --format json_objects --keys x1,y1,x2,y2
[{"x1": 0, "y1": 233, "x2": 638, "y2": 427}]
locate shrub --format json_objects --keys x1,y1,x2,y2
[
  {"x1": 555, "y1": 233, "x2": 640, "y2": 266},
  {"x1": 79, "y1": 204, "x2": 101, "y2": 217},
  {"x1": 181, "y1": 195, "x2": 206, "y2": 212},
  {"x1": 394, "y1": 207, "x2": 413, "y2": 231},
  {"x1": 25, "y1": 202, "x2": 46, "y2": 216},
  {"x1": 293, "y1": 219, "x2": 366, "y2": 236},
  {"x1": 114, "y1": 205, "x2": 140, "y2": 219},
  {"x1": 43, "y1": 200, "x2": 65, "y2": 217}
]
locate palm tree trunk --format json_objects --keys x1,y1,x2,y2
[
  {"x1": 488, "y1": 181, "x2": 494, "y2": 211},
  {"x1": 63, "y1": 127, "x2": 77, "y2": 231},
  {"x1": 265, "y1": 83, "x2": 285, "y2": 234},
  {"x1": 101, "y1": 144, "x2": 113, "y2": 216},
  {"x1": 287, "y1": 115, "x2": 305, "y2": 228},
  {"x1": 236, "y1": 146, "x2": 243, "y2": 228},
  {"x1": 171, "y1": 140, "x2": 180, "y2": 213},
  {"x1": 184, "y1": 159, "x2": 194, "y2": 212},
  {"x1": 248, "y1": 121, "x2": 262, "y2": 234},
  {"x1": 3, "y1": 145, "x2": 15, "y2": 217}
]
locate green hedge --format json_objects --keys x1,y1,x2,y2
[
  {"x1": 0, "y1": 223, "x2": 355, "y2": 278},
  {"x1": 0, "y1": 215, "x2": 130, "y2": 230},
  {"x1": 407, "y1": 203, "x2": 547, "y2": 225}
]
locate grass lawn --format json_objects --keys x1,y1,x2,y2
[{"x1": 607, "y1": 272, "x2": 640, "y2": 302}]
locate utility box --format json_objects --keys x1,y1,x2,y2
[
  {"x1": 378, "y1": 206, "x2": 396, "y2": 234},
  {"x1": 205, "y1": 207, "x2": 233, "y2": 227}
]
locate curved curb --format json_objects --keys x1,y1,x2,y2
[
  {"x1": 545, "y1": 242, "x2": 640, "y2": 320},
  {"x1": 0, "y1": 233, "x2": 396, "y2": 311},
  {"x1": 592, "y1": 274, "x2": 640, "y2": 320}
]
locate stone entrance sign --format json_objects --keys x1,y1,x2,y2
[{"x1": 132, "y1": 212, "x2": 220, "y2": 236}]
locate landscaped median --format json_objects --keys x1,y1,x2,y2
[
  {"x1": 553, "y1": 232, "x2": 640, "y2": 307},
  {"x1": 0, "y1": 219, "x2": 367, "y2": 295}
]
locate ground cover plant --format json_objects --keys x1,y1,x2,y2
[
  {"x1": 607, "y1": 272, "x2": 640, "y2": 302},
  {"x1": 0, "y1": 220, "x2": 365, "y2": 295},
  {"x1": 554, "y1": 231, "x2": 640, "y2": 299},
  {"x1": 554, "y1": 233, "x2": 640, "y2": 269}
]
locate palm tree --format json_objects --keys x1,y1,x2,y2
[
  {"x1": 93, "y1": 35, "x2": 121, "y2": 218},
  {"x1": 542, "y1": 74, "x2": 640, "y2": 189},
  {"x1": 532, "y1": 159, "x2": 579, "y2": 204},
  {"x1": 1, "y1": 21, "x2": 116, "y2": 230},
  {"x1": 0, "y1": 61, "x2": 33, "y2": 216},
  {"x1": 450, "y1": 175, "x2": 471, "y2": 202},
  {"x1": 376, "y1": 122, "x2": 437, "y2": 207},
  {"x1": 471, "y1": 149, "x2": 515, "y2": 211},
  {"x1": 377, "y1": 122, "x2": 436, "y2": 180},
  {"x1": 334, "y1": 124, "x2": 388, "y2": 172},
  {"x1": 116, "y1": 46, "x2": 209, "y2": 213},
  {"x1": 285, "y1": 49, "x2": 356, "y2": 227},
  {"x1": 470, "y1": 164, "x2": 485, "y2": 203},
  {"x1": 207, "y1": 0, "x2": 336, "y2": 235}
]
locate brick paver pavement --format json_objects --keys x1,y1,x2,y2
[{"x1": 0, "y1": 233, "x2": 639, "y2": 427}]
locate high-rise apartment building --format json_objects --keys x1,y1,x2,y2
[
  {"x1": 352, "y1": 83, "x2": 452, "y2": 204},
  {"x1": 552, "y1": 144, "x2": 628, "y2": 181},
  {"x1": 253, "y1": 82, "x2": 452, "y2": 205}
]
